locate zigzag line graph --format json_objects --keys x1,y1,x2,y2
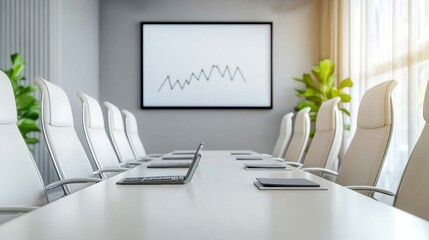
[{"x1": 157, "y1": 65, "x2": 246, "y2": 92}]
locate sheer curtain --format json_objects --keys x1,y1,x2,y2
[{"x1": 321, "y1": 0, "x2": 429, "y2": 203}]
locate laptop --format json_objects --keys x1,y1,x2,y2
[
  {"x1": 148, "y1": 143, "x2": 204, "y2": 168},
  {"x1": 116, "y1": 143, "x2": 203, "y2": 185}
]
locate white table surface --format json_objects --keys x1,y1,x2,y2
[{"x1": 0, "y1": 151, "x2": 428, "y2": 240}]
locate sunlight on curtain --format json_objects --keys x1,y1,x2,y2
[{"x1": 347, "y1": 0, "x2": 429, "y2": 203}]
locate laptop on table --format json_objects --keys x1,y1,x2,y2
[{"x1": 116, "y1": 143, "x2": 203, "y2": 185}]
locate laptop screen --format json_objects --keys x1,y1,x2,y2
[{"x1": 184, "y1": 142, "x2": 204, "y2": 182}]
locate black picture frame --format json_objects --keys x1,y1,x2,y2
[{"x1": 141, "y1": 22, "x2": 273, "y2": 109}]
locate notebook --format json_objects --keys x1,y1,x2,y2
[
  {"x1": 235, "y1": 156, "x2": 263, "y2": 160},
  {"x1": 254, "y1": 178, "x2": 326, "y2": 190},
  {"x1": 243, "y1": 163, "x2": 287, "y2": 170},
  {"x1": 230, "y1": 152, "x2": 253, "y2": 155},
  {"x1": 257, "y1": 178, "x2": 320, "y2": 187}
]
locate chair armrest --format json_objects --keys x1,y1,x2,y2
[
  {"x1": 147, "y1": 153, "x2": 164, "y2": 158},
  {"x1": 137, "y1": 157, "x2": 153, "y2": 162},
  {"x1": 272, "y1": 158, "x2": 304, "y2": 168},
  {"x1": 261, "y1": 153, "x2": 273, "y2": 158},
  {"x1": 93, "y1": 168, "x2": 128, "y2": 175},
  {"x1": 284, "y1": 161, "x2": 304, "y2": 168},
  {"x1": 125, "y1": 161, "x2": 143, "y2": 165},
  {"x1": 0, "y1": 205, "x2": 38, "y2": 214},
  {"x1": 119, "y1": 162, "x2": 134, "y2": 168},
  {"x1": 302, "y1": 168, "x2": 338, "y2": 176},
  {"x1": 45, "y1": 178, "x2": 102, "y2": 191},
  {"x1": 346, "y1": 186, "x2": 395, "y2": 196}
]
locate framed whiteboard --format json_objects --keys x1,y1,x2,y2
[{"x1": 141, "y1": 22, "x2": 272, "y2": 109}]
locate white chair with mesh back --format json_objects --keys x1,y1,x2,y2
[
  {"x1": 104, "y1": 102, "x2": 152, "y2": 163},
  {"x1": 122, "y1": 109, "x2": 163, "y2": 159},
  {"x1": 34, "y1": 78, "x2": 122, "y2": 195},
  {"x1": 298, "y1": 97, "x2": 343, "y2": 175},
  {"x1": 347, "y1": 80, "x2": 429, "y2": 220},
  {"x1": 303, "y1": 80, "x2": 397, "y2": 198},
  {"x1": 77, "y1": 92, "x2": 131, "y2": 178},
  {"x1": 261, "y1": 112, "x2": 294, "y2": 159},
  {"x1": 0, "y1": 72, "x2": 98, "y2": 223},
  {"x1": 276, "y1": 107, "x2": 311, "y2": 167}
]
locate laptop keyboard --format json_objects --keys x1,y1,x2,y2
[{"x1": 122, "y1": 176, "x2": 183, "y2": 183}]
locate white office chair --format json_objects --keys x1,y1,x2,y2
[
  {"x1": 262, "y1": 112, "x2": 294, "y2": 159},
  {"x1": 304, "y1": 80, "x2": 397, "y2": 197},
  {"x1": 300, "y1": 97, "x2": 342, "y2": 175},
  {"x1": 77, "y1": 92, "x2": 130, "y2": 178},
  {"x1": 0, "y1": 72, "x2": 96, "y2": 223},
  {"x1": 34, "y1": 78, "x2": 118, "y2": 195},
  {"x1": 348, "y1": 80, "x2": 429, "y2": 220},
  {"x1": 278, "y1": 107, "x2": 311, "y2": 167},
  {"x1": 122, "y1": 109, "x2": 163, "y2": 159},
  {"x1": 104, "y1": 102, "x2": 152, "y2": 163}
]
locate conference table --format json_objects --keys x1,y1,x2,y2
[{"x1": 0, "y1": 151, "x2": 428, "y2": 239}]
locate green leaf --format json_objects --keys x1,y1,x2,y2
[
  {"x1": 295, "y1": 89, "x2": 306, "y2": 97},
  {"x1": 293, "y1": 77, "x2": 305, "y2": 83},
  {"x1": 17, "y1": 118, "x2": 40, "y2": 130},
  {"x1": 11, "y1": 53, "x2": 24, "y2": 68},
  {"x1": 312, "y1": 59, "x2": 334, "y2": 84},
  {"x1": 306, "y1": 96, "x2": 323, "y2": 103},
  {"x1": 17, "y1": 95, "x2": 37, "y2": 111},
  {"x1": 303, "y1": 88, "x2": 320, "y2": 98},
  {"x1": 296, "y1": 101, "x2": 319, "y2": 112},
  {"x1": 21, "y1": 107, "x2": 40, "y2": 119},
  {"x1": 330, "y1": 88, "x2": 340, "y2": 97},
  {"x1": 25, "y1": 137, "x2": 39, "y2": 144},
  {"x1": 327, "y1": 74, "x2": 336, "y2": 88},
  {"x1": 338, "y1": 92, "x2": 352, "y2": 102},
  {"x1": 16, "y1": 85, "x2": 37, "y2": 96},
  {"x1": 339, "y1": 107, "x2": 350, "y2": 116},
  {"x1": 338, "y1": 78, "x2": 353, "y2": 90},
  {"x1": 309, "y1": 112, "x2": 317, "y2": 122},
  {"x1": 309, "y1": 129, "x2": 315, "y2": 138},
  {"x1": 303, "y1": 73, "x2": 318, "y2": 90}
]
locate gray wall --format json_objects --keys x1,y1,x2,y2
[
  {"x1": 58, "y1": 0, "x2": 99, "y2": 171},
  {"x1": 99, "y1": 0, "x2": 320, "y2": 153},
  {"x1": 60, "y1": 0, "x2": 99, "y2": 148}
]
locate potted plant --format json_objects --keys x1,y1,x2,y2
[
  {"x1": 293, "y1": 59, "x2": 353, "y2": 136},
  {"x1": 1, "y1": 53, "x2": 41, "y2": 144}
]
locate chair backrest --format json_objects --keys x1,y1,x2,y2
[
  {"x1": 77, "y1": 92, "x2": 121, "y2": 178},
  {"x1": 104, "y1": 102, "x2": 136, "y2": 162},
  {"x1": 393, "y1": 81, "x2": 429, "y2": 220},
  {"x1": 34, "y1": 78, "x2": 95, "y2": 194},
  {"x1": 283, "y1": 107, "x2": 311, "y2": 162},
  {"x1": 272, "y1": 112, "x2": 294, "y2": 158},
  {"x1": 336, "y1": 80, "x2": 397, "y2": 195},
  {"x1": 302, "y1": 97, "x2": 342, "y2": 171},
  {"x1": 0, "y1": 71, "x2": 47, "y2": 223},
  {"x1": 122, "y1": 109, "x2": 147, "y2": 159}
]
